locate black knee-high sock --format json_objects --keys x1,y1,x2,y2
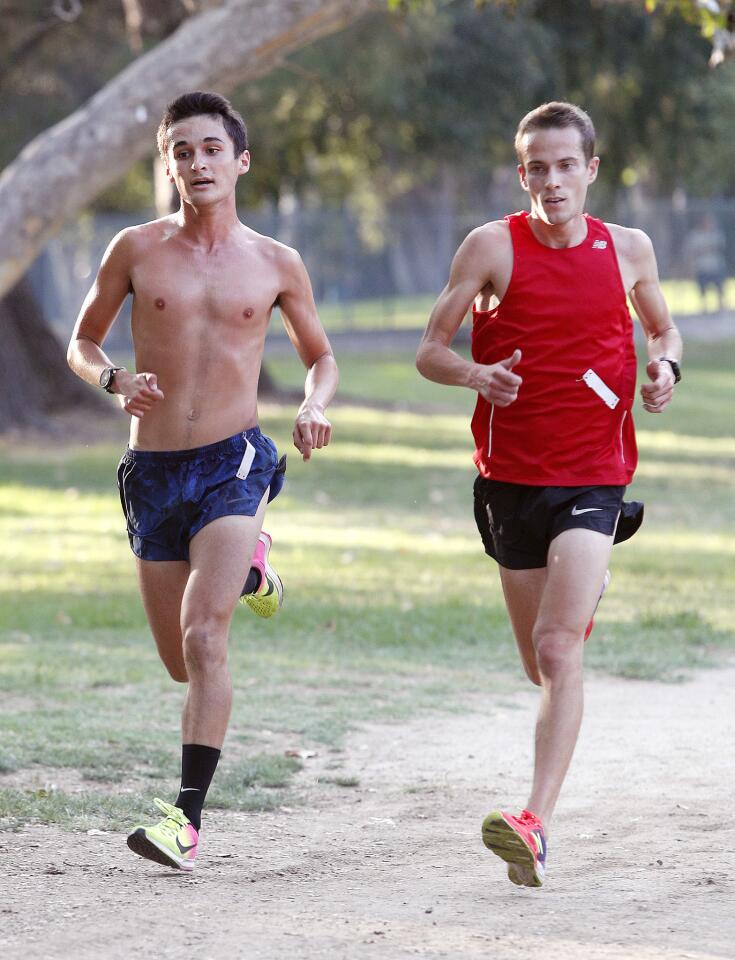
[{"x1": 175, "y1": 743, "x2": 221, "y2": 831}]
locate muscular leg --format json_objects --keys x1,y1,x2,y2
[
  {"x1": 180, "y1": 493, "x2": 268, "y2": 748},
  {"x1": 136, "y1": 559, "x2": 190, "y2": 682},
  {"x1": 525, "y1": 527, "x2": 614, "y2": 826},
  {"x1": 498, "y1": 566, "x2": 547, "y2": 686}
]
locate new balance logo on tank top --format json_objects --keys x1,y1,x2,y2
[{"x1": 471, "y1": 212, "x2": 638, "y2": 486}]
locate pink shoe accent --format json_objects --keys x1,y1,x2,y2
[
  {"x1": 584, "y1": 569, "x2": 611, "y2": 643},
  {"x1": 249, "y1": 531, "x2": 272, "y2": 593}
]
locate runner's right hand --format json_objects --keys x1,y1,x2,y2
[
  {"x1": 471, "y1": 349, "x2": 522, "y2": 406},
  {"x1": 115, "y1": 372, "x2": 165, "y2": 419}
]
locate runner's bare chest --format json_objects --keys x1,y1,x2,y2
[{"x1": 129, "y1": 237, "x2": 281, "y2": 360}]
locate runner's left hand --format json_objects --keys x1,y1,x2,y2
[
  {"x1": 640, "y1": 360, "x2": 675, "y2": 414},
  {"x1": 293, "y1": 403, "x2": 332, "y2": 461}
]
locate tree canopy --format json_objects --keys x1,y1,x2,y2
[
  {"x1": 2, "y1": 0, "x2": 735, "y2": 299},
  {"x1": 233, "y1": 0, "x2": 735, "y2": 222},
  {"x1": 0, "y1": 0, "x2": 374, "y2": 297},
  {"x1": 2, "y1": 0, "x2": 734, "y2": 431}
]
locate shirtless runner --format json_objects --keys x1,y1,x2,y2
[
  {"x1": 416, "y1": 102, "x2": 681, "y2": 887},
  {"x1": 67, "y1": 91, "x2": 338, "y2": 871}
]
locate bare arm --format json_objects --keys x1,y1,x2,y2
[
  {"x1": 626, "y1": 230, "x2": 683, "y2": 414},
  {"x1": 67, "y1": 229, "x2": 164, "y2": 418},
  {"x1": 277, "y1": 247, "x2": 338, "y2": 460},
  {"x1": 416, "y1": 224, "x2": 522, "y2": 406}
]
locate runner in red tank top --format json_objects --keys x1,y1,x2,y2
[
  {"x1": 471, "y1": 210, "x2": 638, "y2": 486},
  {"x1": 417, "y1": 102, "x2": 682, "y2": 888}
]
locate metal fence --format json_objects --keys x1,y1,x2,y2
[{"x1": 32, "y1": 194, "x2": 735, "y2": 350}]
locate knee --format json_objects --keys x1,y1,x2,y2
[
  {"x1": 533, "y1": 626, "x2": 582, "y2": 680},
  {"x1": 165, "y1": 662, "x2": 189, "y2": 683},
  {"x1": 519, "y1": 653, "x2": 542, "y2": 686},
  {"x1": 524, "y1": 662, "x2": 543, "y2": 687},
  {"x1": 182, "y1": 618, "x2": 228, "y2": 673}
]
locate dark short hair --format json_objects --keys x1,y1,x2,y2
[
  {"x1": 515, "y1": 101, "x2": 595, "y2": 163},
  {"x1": 157, "y1": 91, "x2": 248, "y2": 160}
]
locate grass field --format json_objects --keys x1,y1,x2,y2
[
  {"x1": 1, "y1": 339, "x2": 733, "y2": 830},
  {"x1": 311, "y1": 280, "x2": 735, "y2": 330}
]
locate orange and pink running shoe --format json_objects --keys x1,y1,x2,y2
[
  {"x1": 482, "y1": 808, "x2": 547, "y2": 887},
  {"x1": 584, "y1": 568, "x2": 611, "y2": 642}
]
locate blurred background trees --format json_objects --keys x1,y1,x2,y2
[{"x1": 2, "y1": 0, "x2": 735, "y2": 429}]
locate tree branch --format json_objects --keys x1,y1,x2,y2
[{"x1": 0, "y1": 0, "x2": 377, "y2": 299}]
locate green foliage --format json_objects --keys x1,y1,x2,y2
[
  {"x1": 645, "y1": 1, "x2": 731, "y2": 36},
  {"x1": 232, "y1": 0, "x2": 735, "y2": 227},
  {"x1": 0, "y1": 2, "x2": 141, "y2": 170},
  {"x1": 236, "y1": 4, "x2": 550, "y2": 207},
  {"x1": 524, "y1": 0, "x2": 735, "y2": 195},
  {"x1": 4, "y1": 0, "x2": 735, "y2": 219},
  {"x1": 387, "y1": 0, "x2": 735, "y2": 40}
]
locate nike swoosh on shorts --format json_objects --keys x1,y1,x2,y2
[{"x1": 571, "y1": 506, "x2": 603, "y2": 515}]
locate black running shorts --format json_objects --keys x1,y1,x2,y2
[{"x1": 473, "y1": 477, "x2": 644, "y2": 570}]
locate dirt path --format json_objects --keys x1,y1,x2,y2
[{"x1": 4, "y1": 665, "x2": 734, "y2": 960}]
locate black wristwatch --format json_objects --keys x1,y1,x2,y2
[
  {"x1": 99, "y1": 366, "x2": 124, "y2": 393},
  {"x1": 658, "y1": 357, "x2": 681, "y2": 384}
]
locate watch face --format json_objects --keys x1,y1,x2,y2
[{"x1": 99, "y1": 368, "x2": 112, "y2": 389}]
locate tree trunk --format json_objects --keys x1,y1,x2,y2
[
  {"x1": 0, "y1": 0, "x2": 376, "y2": 299},
  {"x1": 0, "y1": 277, "x2": 105, "y2": 432},
  {"x1": 0, "y1": 0, "x2": 375, "y2": 431}
]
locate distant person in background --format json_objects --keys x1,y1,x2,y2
[{"x1": 686, "y1": 213, "x2": 728, "y2": 313}]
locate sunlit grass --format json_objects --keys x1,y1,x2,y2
[
  {"x1": 659, "y1": 277, "x2": 735, "y2": 316},
  {"x1": 636, "y1": 430, "x2": 735, "y2": 458},
  {"x1": 0, "y1": 340, "x2": 734, "y2": 828},
  {"x1": 313, "y1": 293, "x2": 436, "y2": 330},
  {"x1": 306, "y1": 282, "x2": 735, "y2": 332}
]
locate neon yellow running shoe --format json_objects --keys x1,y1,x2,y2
[
  {"x1": 127, "y1": 798, "x2": 199, "y2": 872},
  {"x1": 239, "y1": 530, "x2": 283, "y2": 618}
]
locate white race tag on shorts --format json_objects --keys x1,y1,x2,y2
[
  {"x1": 236, "y1": 438, "x2": 256, "y2": 480},
  {"x1": 581, "y1": 369, "x2": 619, "y2": 410}
]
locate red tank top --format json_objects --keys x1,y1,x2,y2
[{"x1": 471, "y1": 212, "x2": 637, "y2": 485}]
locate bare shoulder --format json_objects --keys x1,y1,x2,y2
[
  {"x1": 108, "y1": 215, "x2": 179, "y2": 259},
  {"x1": 453, "y1": 219, "x2": 510, "y2": 273},
  {"x1": 452, "y1": 219, "x2": 511, "y2": 295},
  {"x1": 254, "y1": 233, "x2": 307, "y2": 287},
  {"x1": 605, "y1": 222, "x2": 654, "y2": 261},
  {"x1": 462, "y1": 218, "x2": 511, "y2": 254},
  {"x1": 237, "y1": 225, "x2": 303, "y2": 270},
  {"x1": 262, "y1": 235, "x2": 303, "y2": 270}
]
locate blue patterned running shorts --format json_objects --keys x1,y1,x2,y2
[{"x1": 117, "y1": 427, "x2": 286, "y2": 561}]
